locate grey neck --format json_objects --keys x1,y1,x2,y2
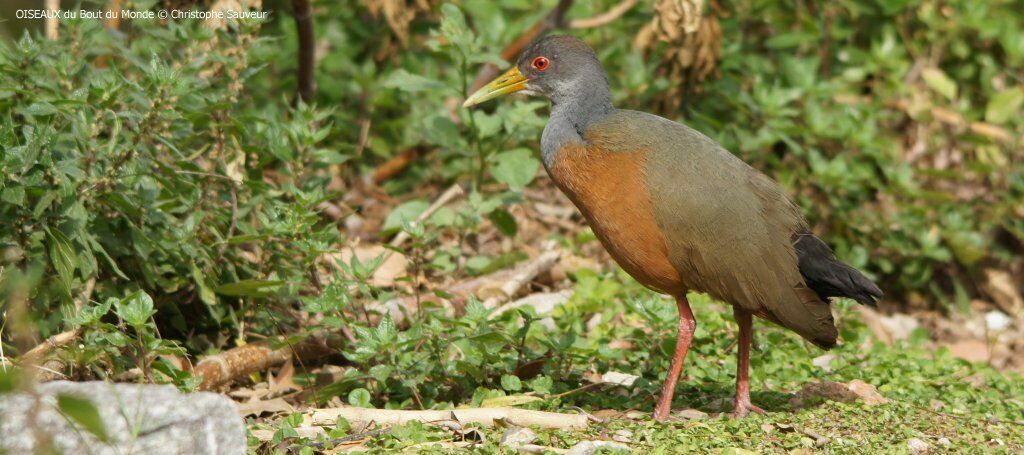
[{"x1": 540, "y1": 78, "x2": 613, "y2": 168}]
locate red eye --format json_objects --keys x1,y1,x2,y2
[{"x1": 532, "y1": 56, "x2": 549, "y2": 71}]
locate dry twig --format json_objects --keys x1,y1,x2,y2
[
  {"x1": 310, "y1": 406, "x2": 589, "y2": 429},
  {"x1": 292, "y1": 0, "x2": 316, "y2": 103},
  {"x1": 569, "y1": 0, "x2": 640, "y2": 29},
  {"x1": 388, "y1": 183, "x2": 465, "y2": 248},
  {"x1": 482, "y1": 248, "x2": 562, "y2": 309},
  {"x1": 194, "y1": 334, "x2": 337, "y2": 390}
]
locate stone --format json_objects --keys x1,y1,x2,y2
[
  {"x1": 790, "y1": 380, "x2": 887, "y2": 408},
  {"x1": 500, "y1": 427, "x2": 537, "y2": 449},
  {"x1": 0, "y1": 381, "x2": 245, "y2": 454},
  {"x1": 565, "y1": 440, "x2": 630, "y2": 455},
  {"x1": 878, "y1": 313, "x2": 921, "y2": 342},
  {"x1": 600, "y1": 371, "x2": 639, "y2": 387},
  {"x1": 907, "y1": 437, "x2": 929, "y2": 454},
  {"x1": 812, "y1": 353, "x2": 837, "y2": 373},
  {"x1": 611, "y1": 429, "x2": 632, "y2": 443},
  {"x1": 846, "y1": 379, "x2": 888, "y2": 405},
  {"x1": 985, "y1": 310, "x2": 1012, "y2": 332},
  {"x1": 673, "y1": 408, "x2": 708, "y2": 419}
]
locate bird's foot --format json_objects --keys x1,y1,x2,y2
[
  {"x1": 729, "y1": 401, "x2": 766, "y2": 418},
  {"x1": 652, "y1": 402, "x2": 673, "y2": 422}
]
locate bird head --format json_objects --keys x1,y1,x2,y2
[{"x1": 463, "y1": 35, "x2": 607, "y2": 108}]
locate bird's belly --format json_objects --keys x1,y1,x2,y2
[{"x1": 547, "y1": 143, "x2": 684, "y2": 295}]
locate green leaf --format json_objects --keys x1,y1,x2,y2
[
  {"x1": 528, "y1": 376, "x2": 553, "y2": 395},
  {"x1": 190, "y1": 264, "x2": 218, "y2": 309},
  {"x1": 348, "y1": 388, "x2": 372, "y2": 408},
  {"x1": 115, "y1": 291, "x2": 156, "y2": 328},
  {"x1": 19, "y1": 102, "x2": 58, "y2": 117},
  {"x1": 0, "y1": 368, "x2": 23, "y2": 394},
  {"x1": 439, "y1": 4, "x2": 475, "y2": 56},
  {"x1": 985, "y1": 87, "x2": 1024, "y2": 124},
  {"x1": 382, "y1": 200, "x2": 429, "y2": 235},
  {"x1": 0, "y1": 186, "x2": 25, "y2": 206},
  {"x1": 488, "y1": 208, "x2": 517, "y2": 236},
  {"x1": 214, "y1": 280, "x2": 284, "y2": 297},
  {"x1": 491, "y1": 149, "x2": 540, "y2": 190},
  {"x1": 381, "y1": 69, "x2": 444, "y2": 93},
  {"x1": 481, "y1": 394, "x2": 541, "y2": 407},
  {"x1": 921, "y1": 68, "x2": 957, "y2": 100},
  {"x1": 57, "y1": 394, "x2": 109, "y2": 442},
  {"x1": 500, "y1": 374, "x2": 522, "y2": 392},
  {"x1": 47, "y1": 228, "x2": 77, "y2": 291}
]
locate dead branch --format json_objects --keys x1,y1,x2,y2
[
  {"x1": 388, "y1": 183, "x2": 465, "y2": 248},
  {"x1": 194, "y1": 333, "x2": 338, "y2": 390},
  {"x1": 366, "y1": 246, "x2": 563, "y2": 327},
  {"x1": 44, "y1": 0, "x2": 59, "y2": 40},
  {"x1": 309, "y1": 406, "x2": 589, "y2": 430},
  {"x1": 292, "y1": 0, "x2": 316, "y2": 103},
  {"x1": 370, "y1": 147, "x2": 427, "y2": 185},
  {"x1": 20, "y1": 277, "x2": 95, "y2": 380},
  {"x1": 468, "y1": 0, "x2": 575, "y2": 94},
  {"x1": 19, "y1": 331, "x2": 79, "y2": 366},
  {"x1": 483, "y1": 247, "x2": 562, "y2": 309},
  {"x1": 568, "y1": 0, "x2": 640, "y2": 29},
  {"x1": 834, "y1": 95, "x2": 1015, "y2": 144},
  {"x1": 489, "y1": 290, "x2": 572, "y2": 319}
]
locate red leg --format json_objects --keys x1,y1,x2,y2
[
  {"x1": 653, "y1": 295, "x2": 696, "y2": 421},
  {"x1": 731, "y1": 307, "x2": 766, "y2": 418}
]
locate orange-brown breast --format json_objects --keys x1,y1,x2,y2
[{"x1": 548, "y1": 143, "x2": 685, "y2": 295}]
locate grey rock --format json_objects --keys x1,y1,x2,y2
[
  {"x1": 907, "y1": 437, "x2": 930, "y2": 454},
  {"x1": 0, "y1": 381, "x2": 245, "y2": 454},
  {"x1": 500, "y1": 426, "x2": 537, "y2": 448},
  {"x1": 673, "y1": 408, "x2": 708, "y2": 419},
  {"x1": 565, "y1": 440, "x2": 630, "y2": 455}
]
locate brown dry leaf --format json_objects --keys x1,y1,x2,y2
[
  {"x1": 325, "y1": 244, "x2": 408, "y2": 287},
  {"x1": 268, "y1": 360, "x2": 303, "y2": 397},
  {"x1": 237, "y1": 397, "x2": 294, "y2": 417},
  {"x1": 250, "y1": 428, "x2": 275, "y2": 442},
  {"x1": 945, "y1": 339, "x2": 991, "y2": 363},
  {"x1": 634, "y1": 0, "x2": 722, "y2": 113},
  {"x1": 359, "y1": 0, "x2": 435, "y2": 46},
  {"x1": 982, "y1": 269, "x2": 1023, "y2": 317}
]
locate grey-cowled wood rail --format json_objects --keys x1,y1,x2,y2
[{"x1": 463, "y1": 36, "x2": 883, "y2": 420}]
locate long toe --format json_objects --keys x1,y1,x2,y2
[{"x1": 730, "y1": 402, "x2": 767, "y2": 419}]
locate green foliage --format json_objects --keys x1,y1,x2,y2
[
  {"x1": 0, "y1": 12, "x2": 339, "y2": 362},
  {"x1": 256, "y1": 268, "x2": 1024, "y2": 451},
  {"x1": 56, "y1": 393, "x2": 109, "y2": 442},
  {"x1": 684, "y1": 0, "x2": 1024, "y2": 304},
  {"x1": 0, "y1": 1, "x2": 1021, "y2": 451}
]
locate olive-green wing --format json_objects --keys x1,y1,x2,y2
[{"x1": 587, "y1": 110, "x2": 837, "y2": 347}]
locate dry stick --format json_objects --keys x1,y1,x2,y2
[
  {"x1": 568, "y1": 0, "x2": 640, "y2": 29},
  {"x1": 194, "y1": 333, "x2": 336, "y2": 390},
  {"x1": 365, "y1": 246, "x2": 562, "y2": 327},
  {"x1": 44, "y1": 0, "x2": 59, "y2": 40},
  {"x1": 309, "y1": 407, "x2": 589, "y2": 430},
  {"x1": 482, "y1": 248, "x2": 562, "y2": 309},
  {"x1": 834, "y1": 95, "x2": 1015, "y2": 144},
  {"x1": 388, "y1": 183, "x2": 465, "y2": 249},
  {"x1": 292, "y1": 0, "x2": 316, "y2": 103},
  {"x1": 370, "y1": 147, "x2": 426, "y2": 185},
  {"x1": 21, "y1": 277, "x2": 96, "y2": 381},
  {"x1": 19, "y1": 331, "x2": 79, "y2": 366}
]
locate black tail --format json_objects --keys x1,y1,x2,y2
[{"x1": 792, "y1": 231, "x2": 883, "y2": 306}]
